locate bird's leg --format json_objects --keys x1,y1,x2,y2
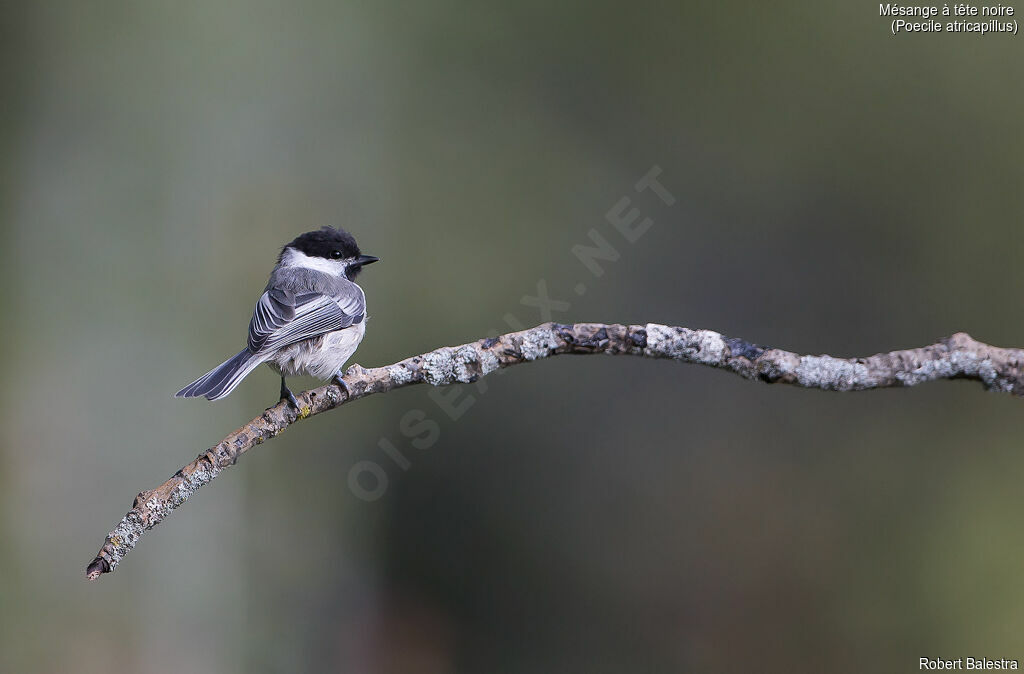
[
  {"x1": 279, "y1": 376, "x2": 300, "y2": 409},
  {"x1": 332, "y1": 370, "x2": 352, "y2": 397}
]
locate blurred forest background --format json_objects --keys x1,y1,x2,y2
[{"x1": 2, "y1": 2, "x2": 1023, "y2": 673}]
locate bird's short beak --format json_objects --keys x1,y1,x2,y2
[{"x1": 356, "y1": 254, "x2": 379, "y2": 266}]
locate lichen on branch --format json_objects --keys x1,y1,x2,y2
[{"x1": 85, "y1": 322, "x2": 1024, "y2": 580}]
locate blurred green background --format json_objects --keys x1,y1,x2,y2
[{"x1": 2, "y1": 2, "x2": 1023, "y2": 672}]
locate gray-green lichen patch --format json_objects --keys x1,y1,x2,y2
[
  {"x1": 104, "y1": 512, "x2": 145, "y2": 570},
  {"x1": 520, "y1": 326, "x2": 561, "y2": 361},
  {"x1": 690, "y1": 330, "x2": 727, "y2": 365},
  {"x1": 644, "y1": 323, "x2": 676, "y2": 357},
  {"x1": 478, "y1": 348, "x2": 500, "y2": 376},
  {"x1": 388, "y1": 364, "x2": 414, "y2": 385},
  {"x1": 422, "y1": 348, "x2": 456, "y2": 386},
  {"x1": 896, "y1": 350, "x2": 1006, "y2": 391},
  {"x1": 796, "y1": 355, "x2": 871, "y2": 391},
  {"x1": 167, "y1": 462, "x2": 217, "y2": 510},
  {"x1": 451, "y1": 345, "x2": 482, "y2": 383},
  {"x1": 321, "y1": 387, "x2": 343, "y2": 406},
  {"x1": 422, "y1": 345, "x2": 501, "y2": 385},
  {"x1": 644, "y1": 323, "x2": 726, "y2": 365},
  {"x1": 977, "y1": 360, "x2": 1010, "y2": 391}
]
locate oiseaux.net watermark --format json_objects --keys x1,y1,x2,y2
[{"x1": 347, "y1": 165, "x2": 676, "y2": 501}]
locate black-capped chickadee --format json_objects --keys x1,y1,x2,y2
[{"x1": 176, "y1": 226, "x2": 379, "y2": 408}]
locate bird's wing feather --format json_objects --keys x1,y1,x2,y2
[{"x1": 247, "y1": 286, "x2": 364, "y2": 354}]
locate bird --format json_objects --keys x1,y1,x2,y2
[{"x1": 176, "y1": 226, "x2": 379, "y2": 408}]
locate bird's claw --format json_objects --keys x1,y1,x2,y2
[
  {"x1": 282, "y1": 390, "x2": 300, "y2": 409},
  {"x1": 333, "y1": 372, "x2": 352, "y2": 397},
  {"x1": 279, "y1": 378, "x2": 301, "y2": 410}
]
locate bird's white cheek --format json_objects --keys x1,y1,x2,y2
[{"x1": 279, "y1": 248, "x2": 347, "y2": 276}]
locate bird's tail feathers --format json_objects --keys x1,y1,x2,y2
[{"x1": 175, "y1": 349, "x2": 263, "y2": 401}]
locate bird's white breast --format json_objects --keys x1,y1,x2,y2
[{"x1": 266, "y1": 320, "x2": 367, "y2": 380}]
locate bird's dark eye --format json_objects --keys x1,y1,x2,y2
[{"x1": 330, "y1": 250, "x2": 343, "y2": 259}]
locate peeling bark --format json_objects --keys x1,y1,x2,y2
[{"x1": 85, "y1": 322, "x2": 1024, "y2": 580}]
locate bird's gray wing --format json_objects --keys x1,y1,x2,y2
[{"x1": 247, "y1": 286, "x2": 364, "y2": 355}]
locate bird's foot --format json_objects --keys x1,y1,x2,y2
[
  {"x1": 333, "y1": 364, "x2": 368, "y2": 398},
  {"x1": 332, "y1": 371, "x2": 352, "y2": 398},
  {"x1": 278, "y1": 378, "x2": 301, "y2": 410}
]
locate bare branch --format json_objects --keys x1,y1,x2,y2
[{"x1": 85, "y1": 322, "x2": 1024, "y2": 580}]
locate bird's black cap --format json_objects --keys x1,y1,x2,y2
[{"x1": 281, "y1": 226, "x2": 362, "y2": 262}]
